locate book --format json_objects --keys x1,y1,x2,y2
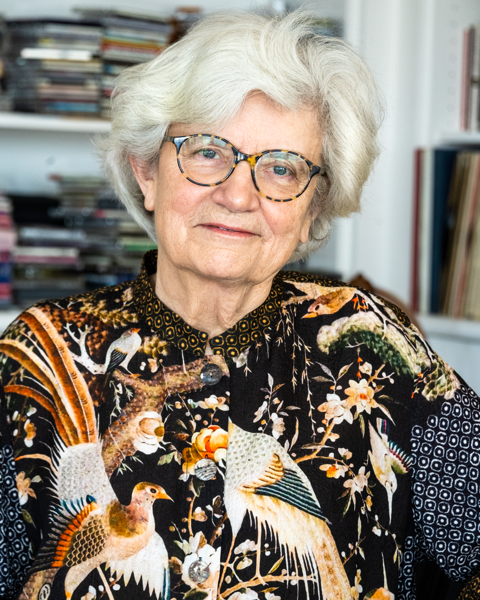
[
  {"x1": 411, "y1": 149, "x2": 422, "y2": 312},
  {"x1": 13, "y1": 246, "x2": 79, "y2": 262},
  {"x1": 441, "y1": 152, "x2": 471, "y2": 314},
  {"x1": 463, "y1": 166, "x2": 480, "y2": 319},
  {"x1": 418, "y1": 149, "x2": 433, "y2": 314},
  {"x1": 6, "y1": 18, "x2": 103, "y2": 116},
  {"x1": 429, "y1": 148, "x2": 458, "y2": 314},
  {"x1": 413, "y1": 149, "x2": 480, "y2": 319}
]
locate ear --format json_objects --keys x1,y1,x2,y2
[
  {"x1": 299, "y1": 174, "x2": 329, "y2": 244},
  {"x1": 299, "y1": 200, "x2": 322, "y2": 245},
  {"x1": 129, "y1": 156, "x2": 156, "y2": 212}
]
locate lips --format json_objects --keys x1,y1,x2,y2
[{"x1": 200, "y1": 223, "x2": 256, "y2": 236}]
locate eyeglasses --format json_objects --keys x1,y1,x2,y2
[{"x1": 163, "y1": 134, "x2": 327, "y2": 202}]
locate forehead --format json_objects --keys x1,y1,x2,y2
[{"x1": 167, "y1": 94, "x2": 322, "y2": 162}]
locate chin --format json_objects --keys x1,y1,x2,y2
[{"x1": 192, "y1": 255, "x2": 261, "y2": 283}]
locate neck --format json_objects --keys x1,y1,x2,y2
[{"x1": 152, "y1": 259, "x2": 275, "y2": 339}]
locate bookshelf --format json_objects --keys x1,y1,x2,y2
[
  {"x1": 439, "y1": 131, "x2": 480, "y2": 145},
  {"x1": 2, "y1": 0, "x2": 480, "y2": 392},
  {"x1": 0, "y1": 112, "x2": 111, "y2": 133}
]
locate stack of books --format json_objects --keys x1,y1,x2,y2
[
  {"x1": 12, "y1": 193, "x2": 84, "y2": 305},
  {"x1": 74, "y1": 9, "x2": 175, "y2": 118},
  {"x1": 412, "y1": 148, "x2": 480, "y2": 319},
  {"x1": 5, "y1": 19, "x2": 103, "y2": 115},
  {"x1": 9, "y1": 176, "x2": 156, "y2": 306},
  {"x1": 0, "y1": 194, "x2": 17, "y2": 305},
  {"x1": 51, "y1": 175, "x2": 156, "y2": 289},
  {"x1": 0, "y1": 16, "x2": 12, "y2": 111},
  {"x1": 461, "y1": 24, "x2": 480, "y2": 131}
]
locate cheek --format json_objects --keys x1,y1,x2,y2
[
  {"x1": 154, "y1": 182, "x2": 209, "y2": 234},
  {"x1": 263, "y1": 202, "x2": 312, "y2": 241}
]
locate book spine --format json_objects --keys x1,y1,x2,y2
[
  {"x1": 419, "y1": 149, "x2": 433, "y2": 314},
  {"x1": 411, "y1": 148, "x2": 422, "y2": 313},
  {"x1": 430, "y1": 149, "x2": 457, "y2": 314}
]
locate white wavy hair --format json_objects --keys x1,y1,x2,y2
[{"x1": 98, "y1": 9, "x2": 383, "y2": 262}]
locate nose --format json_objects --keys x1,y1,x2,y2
[{"x1": 211, "y1": 159, "x2": 261, "y2": 213}]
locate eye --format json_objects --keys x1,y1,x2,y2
[
  {"x1": 199, "y1": 148, "x2": 218, "y2": 159},
  {"x1": 273, "y1": 165, "x2": 288, "y2": 176},
  {"x1": 149, "y1": 487, "x2": 157, "y2": 494}
]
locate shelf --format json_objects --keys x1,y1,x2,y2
[
  {"x1": 0, "y1": 112, "x2": 111, "y2": 133},
  {"x1": 417, "y1": 313, "x2": 480, "y2": 343},
  {"x1": 438, "y1": 131, "x2": 480, "y2": 145}
]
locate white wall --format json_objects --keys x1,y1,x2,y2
[{"x1": 334, "y1": 0, "x2": 422, "y2": 303}]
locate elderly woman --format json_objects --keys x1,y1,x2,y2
[{"x1": 0, "y1": 10, "x2": 478, "y2": 600}]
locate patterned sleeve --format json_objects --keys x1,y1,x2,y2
[
  {"x1": 0, "y1": 379, "x2": 32, "y2": 599},
  {"x1": 410, "y1": 367, "x2": 480, "y2": 584}
]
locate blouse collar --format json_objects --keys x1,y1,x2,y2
[{"x1": 132, "y1": 250, "x2": 284, "y2": 358}]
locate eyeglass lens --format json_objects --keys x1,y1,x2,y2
[{"x1": 178, "y1": 135, "x2": 311, "y2": 200}]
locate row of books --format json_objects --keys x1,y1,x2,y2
[
  {"x1": 1, "y1": 8, "x2": 193, "y2": 117},
  {"x1": 0, "y1": 194, "x2": 17, "y2": 305},
  {"x1": 0, "y1": 9, "x2": 342, "y2": 119},
  {"x1": 0, "y1": 176, "x2": 156, "y2": 307},
  {"x1": 461, "y1": 24, "x2": 480, "y2": 131},
  {"x1": 412, "y1": 148, "x2": 480, "y2": 320}
]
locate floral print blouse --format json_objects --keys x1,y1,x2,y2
[{"x1": 0, "y1": 249, "x2": 479, "y2": 600}]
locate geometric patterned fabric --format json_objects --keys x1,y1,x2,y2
[{"x1": 0, "y1": 403, "x2": 31, "y2": 598}]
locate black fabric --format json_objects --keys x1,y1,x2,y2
[{"x1": 0, "y1": 251, "x2": 478, "y2": 600}]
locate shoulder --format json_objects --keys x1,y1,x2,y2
[
  {"x1": 278, "y1": 270, "x2": 461, "y2": 399},
  {"x1": 1, "y1": 279, "x2": 138, "y2": 342},
  {"x1": 279, "y1": 269, "x2": 413, "y2": 329}
]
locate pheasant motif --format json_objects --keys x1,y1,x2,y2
[
  {"x1": 0, "y1": 307, "x2": 170, "y2": 599},
  {"x1": 34, "y1": 442, "x2": 171, "y2": 599},
  {"x1": 225, "y1": 421, "x2": 354, "y2": 599},
  {"x1": 368, "y1": 418, "x2": 412, "y2": 524}
]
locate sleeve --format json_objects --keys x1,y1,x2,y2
[
  {"x1": 0, "y1": 380, "x2": 32, "y2": 599},
  {"x1": 410, "y1": 365, "x2": 480, "y2": 584}
]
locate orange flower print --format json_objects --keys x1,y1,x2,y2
[
  {"x1": 344, "y1": 379, "x2": 378, "y2": 415},
  {"x1": 24, "y1": 419, "x2": 36, "y2": 447},
  {"x1": 320, "y1": 463, "x2": 349, "y2": 479},
  {"x1": 183, "y1": 426, "x2": 228, "y2": 474}
]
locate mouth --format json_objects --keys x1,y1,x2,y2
[{"x1": 200, "y1": 223, "x2": 256, "y2": 237}]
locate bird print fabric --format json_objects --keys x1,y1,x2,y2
[{"x1": 0, "y1": 249, "x2": 479, "y2": 600}]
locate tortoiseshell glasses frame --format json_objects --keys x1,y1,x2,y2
[{"x1": 163, "y1": 134, "x2": 327, "y2": 203}]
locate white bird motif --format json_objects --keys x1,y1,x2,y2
[
  {"x1": 225, "y1": 421, "x2": 354, "y2": 600},
  {"x1": 368, "y1": 418, "x2": 412, "y2": 524},
  {"x1": 104, "y1": 327, "x2": 142, "y2": 373}
]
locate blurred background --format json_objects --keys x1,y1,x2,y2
[
  {"x1": 0, "y1": 1, "x2": 479, "y2": 596},
  {"x1": 0, "y1": 0, "x2": 480, "y2": 401}
]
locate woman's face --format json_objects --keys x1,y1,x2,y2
[{"x1": 137, "y1": 93, "x2": 323, "y2": 286}]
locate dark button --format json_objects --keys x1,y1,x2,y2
[
  {"x1": 188, "y1": 559, "x2": 210, "y2": 583},
  {"x1": 195, "y1": 458, "x2": 218, "y2": 481},
  {"x1": 200, "y1": 363, "x2": 222, "y2": 386}
]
